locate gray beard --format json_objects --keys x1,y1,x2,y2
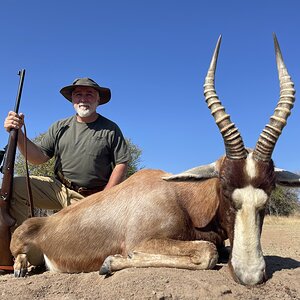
[{"x1": 75, "y1": 107, "x2": 94, "y2": 118}]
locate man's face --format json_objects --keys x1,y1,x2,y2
[{"x1": 72, "y1": 87, "x2": 100, "y2": 118}]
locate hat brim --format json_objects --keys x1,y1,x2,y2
[{"x1": 60, "y1": 84, "x2": 111, "y2": 105}]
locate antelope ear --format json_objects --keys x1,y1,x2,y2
[
  {"x1": 275, "y1": 168, "x2": 300, "y2": 187},
  {"x1": 162, "y1": 162, "x2": 219, "y2": 181}
]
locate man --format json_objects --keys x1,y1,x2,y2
[{"x1": 0, "y1": 77, "x2": 130, "y2": 272}]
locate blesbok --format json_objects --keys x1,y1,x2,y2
[{"x1": 10, "y1": 34, "x2": 300, "y2": 286}]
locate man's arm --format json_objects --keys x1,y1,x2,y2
[
  {"x1": 4, "y1": 111, "x2": 50, "y2": 165},
  {"x1": 104, "y1": 162, "x2": 128, "y2": 190}
]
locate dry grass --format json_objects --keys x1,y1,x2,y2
[{"x1": 264, "y1": 213, "x2": 300, "y2": 225}]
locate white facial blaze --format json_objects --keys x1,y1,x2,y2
[
  {"x1": 231, "y1": 155, "x2": 268, "y2": 285},
  {"x1": 245, "y1": 152, "x2": 257, "y2": 179}
]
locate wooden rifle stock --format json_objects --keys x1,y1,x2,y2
[{"x1": 0, "y1": 69, "x2": 25, "y2": 266}]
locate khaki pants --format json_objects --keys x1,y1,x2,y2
[{"x1": 10, "y1": 176, "x2": 84, "y2": 229}]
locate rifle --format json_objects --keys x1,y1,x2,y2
[{"x1": 0, "y1": 69, "x2": 25, "y2": 267}]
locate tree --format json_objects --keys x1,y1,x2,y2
[
  {"x1": 267, "y1": 185, "x2": 300, "y2": 216},
  {"x1": 126, "y1": 138, "x2": 143, "y2": 177},
  {"x1": 15, "y1": 133, "x2": 143, "y2": 178}
]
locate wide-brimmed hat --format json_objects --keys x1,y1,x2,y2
[{"x1": 60, "y1": 77, "x2": 111, "y2": 105}]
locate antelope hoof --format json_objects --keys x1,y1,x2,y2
[
  {"x1": 99, "y1": 256, "x2": 113, "y2": 275},
  {"x1": 14, "y1": 267, "x2": 28, "y2": 278},
  {"x1": 13, "y1": 254, "x2": 28, "y2": 277}
]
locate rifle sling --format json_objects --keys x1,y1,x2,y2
[{"x1": 23, "y1": 124, "x2": 34, "y2": 218}]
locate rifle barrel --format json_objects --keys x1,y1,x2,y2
[{"x1": 14, "y1": 69, "x2": 25, "y2": 114}]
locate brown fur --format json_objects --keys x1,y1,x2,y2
[
  {"x1": 11, "y1": 168, "x2": 227, "y2": 274},
  {"x1": 10, "y1": 157, "x2": 276, "y2": 283}
]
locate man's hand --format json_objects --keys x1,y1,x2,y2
[
  {"x1": 4, "y1": 111, "x2": 24, "y2": 132},
  {"x1": 4, "y1": 111, "x2": 50, "y2": 165}
]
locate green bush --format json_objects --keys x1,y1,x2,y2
[{"x1": 267, "y1": 186, "x2": 300, "y2": 216}]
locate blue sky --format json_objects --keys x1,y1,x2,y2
[{"x1": 1, "y1": 0, "x2": 300, "y2": 175}]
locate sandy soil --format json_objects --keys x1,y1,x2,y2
[{"x1": 0, "y1": 219, "x2": 299, "y2": 300}]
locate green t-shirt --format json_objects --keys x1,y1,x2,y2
[{"x1": 39, "y1": 114, "x2": 130, "y2": 189}]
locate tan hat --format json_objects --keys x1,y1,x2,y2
[{"x1": 60, "y1": 77, "x2": 111, "y2": 105}]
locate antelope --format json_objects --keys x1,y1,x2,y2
[{"x1": 10, "y1": 34, "x2": 300, "y2": 286}]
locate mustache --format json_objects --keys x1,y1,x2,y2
[{"x1": 78, "y1": 103, "x2": 91, "y2": 107}]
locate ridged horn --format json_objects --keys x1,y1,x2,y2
[
  {"x1": 253, "y1": 34, "x2": 296, "y2": 162},
  {"x1": 203, "y1": 35, "x2": 247, "y2": 160}
]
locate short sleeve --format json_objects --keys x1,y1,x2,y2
[{"x1": 111, "y1": 125, "x2": 130, "y2": 165}]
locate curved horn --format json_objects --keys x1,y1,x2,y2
[
  {"x1": 203, "y1": 35, "x2": 247, "y2": 160},
  {"x1": 253, "y1": 34, "x2": 296, "y2": 162}
]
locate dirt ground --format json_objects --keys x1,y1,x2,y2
[{"x1": 0, "y1": 218, "x2": 299, "y2": 300}]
